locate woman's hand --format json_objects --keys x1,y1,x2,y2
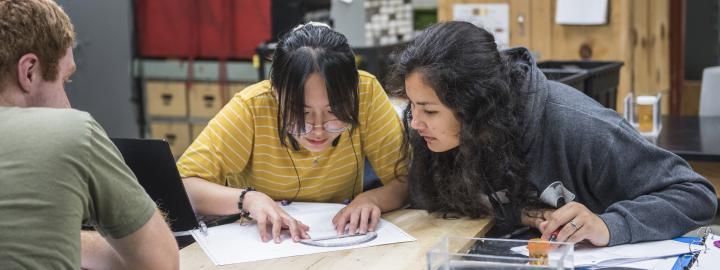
[
  {"x1": 521, "y1": 207, "x2": 555, "y2": 229},
  {"x1": 538, "y1": 202, "x2": 610, "y2": 246},
  {"x1": 331, "y1": 194, "x2": 382, "y2": 235},
  {"x1": 242, "y1": 191, "x2": 310, "y2": 243}
]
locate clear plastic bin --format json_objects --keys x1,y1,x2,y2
[{"x1": 427, "y1": 237, "x2": 574, "y2": 270}]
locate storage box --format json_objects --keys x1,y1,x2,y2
[
  {"x1": 427, "y1": 237, "x2": 574, "y2": 270},
  {"x1": 191, "y1": 123, "x2": 208, "y2": 141},
  {"x1": 189, "y1": 83, "x2": 223, "y2": 118},
  {"x1": 146, "y1": 81, "x2": 188, "y2": 117},
  {"x1": 226, "y1": 83, "x2": 249, "y2": 103},
  {"x1": 538, "y1": 61, "x2": 623, "y2": 109},
  {"x1": 149, "y1": 122, "x2": 191, "y2": 159}
]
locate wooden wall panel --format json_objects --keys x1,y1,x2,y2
[
  {"x1": 546, "y1": 0, "x2": 635, "y2": 111},
  {"x1": 438, "y1": 0, "x2": 553, "y2": 58},
  {"x1": 528, "y1": 0, "x2": 553, "y2": 60},
  {"x1": 509, "y1": 0, "x2": 531, "y2": 47},
  {"x1": 632, "y1": 0, "x2": 651, "y2": 97},
  {"x1": 615, "y1": 0, "x2": 634, "y2": 111},
  {"x1": 437, "y1": 0, "x2": 670, "y2": 112},
  {"x1": 547, "y1": 0, "x2": 625, "y2": 60},
  {"x1": 650, "y1": 0, "x2": 671, "y2": 114}
]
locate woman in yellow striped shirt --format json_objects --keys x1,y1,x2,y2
[{"x1": 177, "y1": 23, "x2": 408, "y2": 243}]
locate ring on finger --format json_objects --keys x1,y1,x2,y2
[{"x1": 569, "y1": 220, "x2": 579, "y2": 230}]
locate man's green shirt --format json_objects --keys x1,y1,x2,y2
[{"x1": 0, "y1": 107, "x2": 155, "y2": 269}]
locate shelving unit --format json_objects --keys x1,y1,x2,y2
[{"x1": 133, "y1": 59, "x2": 265, "y2": 158}]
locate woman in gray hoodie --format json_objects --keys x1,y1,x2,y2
[{"x1": 392, "y1": 21, "x2": 717, "y2": 246}]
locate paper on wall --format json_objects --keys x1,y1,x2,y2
[{"x1": 453, "y1": 3, "x2": 510, "y2": 50}]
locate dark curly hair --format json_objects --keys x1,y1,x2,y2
[
  {"x1": 271, "y1": 23, "x2": 359, "y2": 150},
  {"x1": 391, "y1": 21, "x2": 532, "y2": 228}
]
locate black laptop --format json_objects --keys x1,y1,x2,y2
[{"x1": 111, "y1": 138, "x2": 205, "y2": 238}]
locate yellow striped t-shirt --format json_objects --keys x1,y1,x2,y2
[{"x1": 176, "y1": 71, "x2": 407, "y2": 203}]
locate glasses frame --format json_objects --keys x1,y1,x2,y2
[{"x1": 289, "y1": 119, "x2": 348, "y2": 136}]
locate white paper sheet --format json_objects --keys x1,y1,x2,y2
[
  {"x1": 693, "y1": 233, "x2": 720, "y2": 270},
  {"x1": 651, "y1": 257, "x2": 680, "y2": 270},
  {"x1": 511, "y1": 239, "x2": 689, "y2": 268},
  {"x1": 652, "y1": 234, "x2": 720, "y2": 270},
  {"x1": 191, "y1": 202, "x2": 416, "y2": 265},
  {"x1": 555, "y1": 0, "x2": 608, "y2": 25}
]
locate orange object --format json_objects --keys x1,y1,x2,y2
[{"x1": 527, "y1": 238, "x2": 551, "y2": 266}]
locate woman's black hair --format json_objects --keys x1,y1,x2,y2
[
  {"x1": 271, "y1": 23, "x2": 359, "y2": 149},
  {"x1": 390, "y1": 21, "x2": 532, "y2": 228}
]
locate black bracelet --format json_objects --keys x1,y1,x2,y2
[{"x1": 238, "y1": 187, "x2": 255, "y2": 217}]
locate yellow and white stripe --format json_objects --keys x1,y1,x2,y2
[{"x1": 177, "y1": 71, "x2": 407, "y2": 203}]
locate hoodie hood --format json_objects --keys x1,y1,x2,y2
[{"x1": 500, "y1": 47, "x2": 549, "y2": 154}]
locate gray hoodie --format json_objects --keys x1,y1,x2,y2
[{"x1": 505, "y1": 47, "x2": 718, "y2": 246}]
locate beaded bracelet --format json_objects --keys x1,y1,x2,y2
[{"x1": 237, "y1": 187, "x2": 255, "y2": 219}]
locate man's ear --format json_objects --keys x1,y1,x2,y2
[{"x1": 16, "y1": 53, "x2": 40, "y2": 93}]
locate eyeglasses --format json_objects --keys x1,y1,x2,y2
[{"x1": 289, "y1": 119, "x2": 348, "y2": 135}]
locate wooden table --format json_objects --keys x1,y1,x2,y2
[{"x1": 180, "y1": 209, "x2": 493, "y2": 269}]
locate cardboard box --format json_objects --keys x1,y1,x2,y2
[
  {"x1": 189, "y1": 82, "x2": 223, "y2": 118},
  {"x1": 146, "y1": 81, "x2": 188, "y2": 117},
  {"x1": 226, "y1": 83, "x2": 250, "y2": 103},
  {"x1": 149, "y1": 121, "x2": 191, "y2": 159},
  {"x1": 191, "y1": 122, "x2": 208, "y2": 141}
]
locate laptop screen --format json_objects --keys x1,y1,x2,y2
[{"x1": 111, "y1": 138, "x2": 199, "y2": 233}]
